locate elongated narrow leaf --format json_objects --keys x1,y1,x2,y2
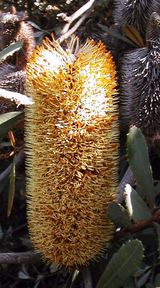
[
  {"x1": 123, "y1": 25, "x2": 144, "y2": 47},
  {"x1": 71, "y1": 270, "x2": 79, "y2": 287},
  {"x1": 0, "y1": 41, "x2": 22, "y2": 63},
  {"x1": 0, "y1": 112, "x2": 24, "y2": 137},
  {"x1": 154, "y1": 181, "x2": 160, "y2": 196},
  {"x1": 98, "y1": 24, "x2": 136, "y2": 46},
  {"x1": 28, "y1": 21, "x2": 44, "y2": 31},
  {"x1": 136, "y1": 268, "x2": 152, "y2": 288},
  {"x1": 7, "y1": 157, "x2": 16, "y2": 217},
  {"x1": 127, "y1": 126, "x2": 154, "y2": 207},
  {"x1": 155, "y1": 273, "x2": 160, "y2": 287},
  {"x1": 96, "y1": 240, "x2": 144, "y2": 288},
  {"x1": 108, "y1": 202, "x2": 132, "y2": 228},
  {"x1": 123, "y1": 277, "x2": 136, "y2": 288},
  {"x1": 154, "y1": 223, "x2": 160, "y2": 259},
  {"x1": 125, "y1": 184, "x2": 152, "y2": 222}
]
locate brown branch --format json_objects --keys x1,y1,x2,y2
[
  {"x1": 58, "y1": 11, "x2": 90, "y2": 43},
  {"x1": 0, "y1": 89, "x2": 32, "y2": 106},
  {"x1": 115, "y1": 210, "x2": 160, "y2": 240},
  {"x1": 0, "y1": 251, "x2": 41, "y2": 264},
  {"x1": 60, "y1": 0, "x2": 96, "y2": 35}
]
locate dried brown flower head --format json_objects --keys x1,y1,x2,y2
[
  {"x1": 120, "y1": 12, "x2": 160, "y2": 139},
  {"x1": 0, "y1": 7, "x2": 35, "y2": 69},
  {"x1": 114, "y1": 0, "x2": 160, "y2": 38}
]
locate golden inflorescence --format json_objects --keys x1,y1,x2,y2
[{"x1": 25, "y1": 36, "x2": 119, "y2": 267}]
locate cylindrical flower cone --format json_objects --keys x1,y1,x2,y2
[
  {"x1": 25, "y1": 36, "x2": 119, "y2": 267},
  {"x1": 114, "y1": 0, "x2": 160, "y2": 38}
]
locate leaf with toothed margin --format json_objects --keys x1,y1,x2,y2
[
  {"x1": 96, "y1": 239, "x2": 144, "y2": 288},
  {"x1": 127, "y1": 126, "x2": 154, "y2": 207}
]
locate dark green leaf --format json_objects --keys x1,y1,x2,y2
[
  {"x1": 0, "y1": 112, "x2": 24, "y2": 137},
  {"x1": 154, "y1": 181, "x2": 160, "y2": 196},
  {"x1": 154, "y1": 223, "x2": 160, "y2": 259},
  {"x1": 135, "y1": 266, "x2": 152, "y2": 288},
  {"x1": 96, "y1": 240, "x2": 144, "y2": 288},
  {"x1": 28, "y1": 21, "x2": 44, "y2": 31},
  {"x1": 0, "y1": 225, "x2": 4, "y2": 240},
  {"x1": 0, "y1": 41, "x2": 22, "y2": 63},
  {"x1": 7, "y1": 157, "x2": 16, "y2": 217},
  {"x1": 123, "y1": 277, "x2": 136, "y2": 288},
  {"x1": 136, "y1": 268, "x2": 151, "y2": 288},
  {"x1": 145, "y1": 284, "x2": 154, "y2": 288},
  {"x1": 108, "y1": 202, "x2": 132, "y2": 227},
  {"x1": 127, "y1": 126, "x2": 154, "y2": 207},
  {"x1": 98, "y1": 24, "x2": 136, "y2": 46},
  {"x1": 155, "y1": 273, "x2": 160, "y2": 287},
  {"x1": 125, "y1": 184, "x2": 152, "y2": 221}
]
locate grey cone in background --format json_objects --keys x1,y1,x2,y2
[
  {"x1": 114, "y1": 0, "x2": 160, "y2": 38},
  {"x1": 120, "y1": 12, "x2": 160, "y2": 143},
  {"x1": 0, "y1": 7, "x2": 35, "y2": 113}
]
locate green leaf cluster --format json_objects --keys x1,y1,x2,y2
[{"x1": 97, "y1": 126, "x2": 159, "y2": 288}]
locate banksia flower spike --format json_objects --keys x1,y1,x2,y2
[
  {"x1": 114, "y1": 0, "x2": 160, "y2": 38},
  {"x1": 120, "y1": 12, "x2": 160, "y2": 139},
  {"x1": 25, "y1": 36, "x2": 119, "y2": 267}
]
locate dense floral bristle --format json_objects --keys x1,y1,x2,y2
[
  {"x1": 120, "y1": 12, "x2": 160, "y2": 137},
  {"x1": 25, "y1": 36, "x2": 119, "y2": 267}
]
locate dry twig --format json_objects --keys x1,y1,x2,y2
[
  {"x1": 0, "y1": 89, "x2": 32, "y2": 106},
  {"x1": 58, "y1": 11, "x2": 91, "y2": 43},
  {"x1": 58, "y1": 0, "x2": 96, "y2": 42},
  {"x1": 0, "y1": 251, "x2": 41, "y2": 264},
  {"x1": 61, "y1": 0, "x2": 96, "y2": 34},
  {"x1": 115, "y1": 210, "x2": 160, "y2": 240}
]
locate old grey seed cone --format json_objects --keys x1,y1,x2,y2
[
  {"x1": 114, "y1": 0, "x2": 160, "y2": 38},
  {"x1": 120, "y1": 12, "x2": 160, "y2": 142}
]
